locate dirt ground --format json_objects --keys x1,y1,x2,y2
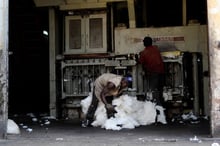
[{"x1": 1, "y1": 114, "x2": 220, "y2": 146}]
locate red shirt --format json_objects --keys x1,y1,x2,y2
[{"x1": 139, "y1": 45, "x2": 164, "y2": 74}]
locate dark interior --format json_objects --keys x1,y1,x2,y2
[{"x1": 9, "y1": 0, "x2": 49, "y2": 114}]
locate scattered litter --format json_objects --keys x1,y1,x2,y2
[
  {"x1": 44, "y1": 120, "x2": 50, "y2": 125},
  {"x1": 138, "y1": 137, "x2": 145, "y2": 142},
  {"x1": 203, "y1": 116, "x2": 209, "y2": 120},
  {"x1": 182, "y1": 111, "x2": 198, "y2": 121},
  {"x1": 171, "y1": 111, "x2": 205, "y2": 124},
  {"x1": 32, "y1": 118, "x2": 38, "y2": 122},
  {"x1": 42, "y1": 116, "x2": 57, "y2": 120},
  {"x1": 212, "y1": 143, "x2": 220, "y2": 146},
  {"x1": 190, "y1": 120, "x2": 200, "y2": 124},
  {"x1": 155, "y1": 105, "x2": 167, "y2": 124},
  {"x1": 8, "y1": 112, "x2": 55, "y2": 135},
  {"x1": 154, "y1": 138, "x2": 177, "y2": 142},
  {"x1": 26, "y1": 128, "x2": 33, "y2": 133},
  {"x1": 27, "y1": 113, "x2": 35, "y2": 118},
  {"x1": 56, "y1": 138, "x2": 64, "y2": 141},
  {"x1": 179, "y1": 121, "x2": 184, "y2": 124},
  {"x1": 22, "y1": 125, "x2": 28, "y2": 129},
  {"x1": 189, "y1": 136, "x2": 202, "y2": 143}
]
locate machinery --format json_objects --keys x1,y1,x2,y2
[
  {"x1": 160, "y1": 51, "x2": 204, "y2": 118},
  {"x1": 60, "y1": 55, "x2": 136, "y2": 118},
  {"x1": 60, "y1": 51, "x2": 203, "y2": 119}
]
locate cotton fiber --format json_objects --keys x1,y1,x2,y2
[{"x1": 81, "y1": 94, "x2": 167, "y2": 130}]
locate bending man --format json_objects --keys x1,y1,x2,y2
[{"x1": 82, "y1": 73, "x2": 128, "y2": 127}]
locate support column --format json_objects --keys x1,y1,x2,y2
[
  {"x1": 0, "y1": 0, "x2": 8, "y2": 139},
  {"x1": 49, "y1": 8, "x2": 57, "y2": 117},
  {"x1": 127, "y1": 0, "x2": 136, "y2": 28},
  {"x1": 182, "y1": 0, "x2": 187, "y2": 26},
  {"x1": 207, "y1": 0, "x2": 220, "y2": 137}
]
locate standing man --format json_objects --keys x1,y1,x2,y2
[
  {"x1": 82, "y1": 73, "x2": 128, "y2": 127},
  {"x1": 137, "y1": 36, "x2": 165, "y2": 105}
]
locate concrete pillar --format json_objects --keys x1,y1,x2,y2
[
  {"x1": 49, "y1": 8, "x2": 57, "y2": 117},
  {"x1": 182, "y1": 0, "x2": 187, "y2": 26},
  {"x1": 127, "y1": 0, "x2": 136, "y2": 28},
  {"x1": 0, "y1": 0, "x2": 8, "y2": 139},
  {"x1": 207, "y1": 0, "x2": 220, "y2": 137}
]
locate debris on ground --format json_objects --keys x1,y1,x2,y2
[{"x1": 7, "y1": 119, "x2": 20, "y2": 134}]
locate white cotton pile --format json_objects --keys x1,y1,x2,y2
[
  {"x1": 155, "y1": 105, "x2": 167, "y2": 124},
  {"x1": 92, "y1": 103, "x2": 107, "y2": 127},
  {"x1": 80, "y1": 94, "x2": 167, "y2": 130},
  {"x1": 7, "y1": 119, "x2": 20, "y2": 134},
  {"x1": 80, "y1": 92, "x2": 93, "y2": 114},
  {"x1": 112, "y1": 95, "x2": 156, "y2": 126}
]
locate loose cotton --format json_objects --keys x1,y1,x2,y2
[
  {"x1": 81, "y1": 94, "x2": 167, "y2": 130},
  {"x1": 7, "y1": 119, "x2": 20, "y2": 134}
]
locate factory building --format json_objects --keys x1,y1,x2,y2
[{"x1": 1, "y1": 0, "x2": 220, "y2": 138}]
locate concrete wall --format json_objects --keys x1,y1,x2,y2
[
  {"x1": 114, "y1": 25, "x2": 208, "y2": 55},
  {"x1": 114, "y1": 25, "x2": 210, "y2": 115},
  {"x1": 207, "y1": 0, "x2": 220, "y2": 137},
  {"x1": 0, "y1": 0, "x2": 8, "y2": 138}
]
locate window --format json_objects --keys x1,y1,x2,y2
[{"x1": 65, "y1": 14, "x2": 107, "y2": 54}]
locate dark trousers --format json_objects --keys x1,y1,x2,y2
[
  {"x1": 86, "y1": 89, "x2": 114, "y2": 121},
  {"x1": 86, "y1": 90, "x2": 99, "y2": 121},
  {"x1": 146, "y1": 73, "x2": 164, "y2": 105}
]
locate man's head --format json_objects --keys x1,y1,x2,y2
[
  {"x1": 143, "y1": 36, "x2": 152, "y2": 47},
  {"x1": 121, "y1": 77, "x2": 129, "y2": 89}
]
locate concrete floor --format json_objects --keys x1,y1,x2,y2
[{"x1": 1, "y1": 114, "x2": 220, "y2": 146}]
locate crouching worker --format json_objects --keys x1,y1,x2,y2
[{"x1": 81, "y1": 73, "x2": 128, "y2": 127}]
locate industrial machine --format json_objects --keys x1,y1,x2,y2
[
  {"x1": 60, "y1": 51, "x2": 203, "y2": 120},
  {"x1": 161, "y1": 51, "x2": 204, "y2": 119}
]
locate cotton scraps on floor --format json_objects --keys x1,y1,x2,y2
[
  {"x1": 7, "y1": 119, "x2": 20, "y2": 134},
  {"x1": 81, "y1": 94, "x2": 167, "y2": 130}
]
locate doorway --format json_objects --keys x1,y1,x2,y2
[{"x1": 8, "y1": 0, "x2": 49, "y2": 115}]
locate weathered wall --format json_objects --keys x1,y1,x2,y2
[
  {"x1": 207, "y1": 0, "x2": 220, "y2": 137},
  {"x1": 114, "y1": 25, "x2": 209, "y2": 116},
  {"x1": 114, "y1": 25, "x2": 208, "y2": 55},
  {"x1": 0, "y1": 0, "x2": 8, "y2": 138}
]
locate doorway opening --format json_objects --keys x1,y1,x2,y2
[{"x1": 8, "y1": 0, "x2": 49, "y2": 116}]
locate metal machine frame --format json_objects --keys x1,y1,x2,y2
[{"x1": 60, "y1": 51, "x2": 203, "y2": 119}]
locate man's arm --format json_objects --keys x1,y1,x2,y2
[
  {"x1": 100, "y1": 82, "x2": 115, "y2": 106},
  {"x1": 117, "y1": 86, "x2": 126, "y2": 97}
]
